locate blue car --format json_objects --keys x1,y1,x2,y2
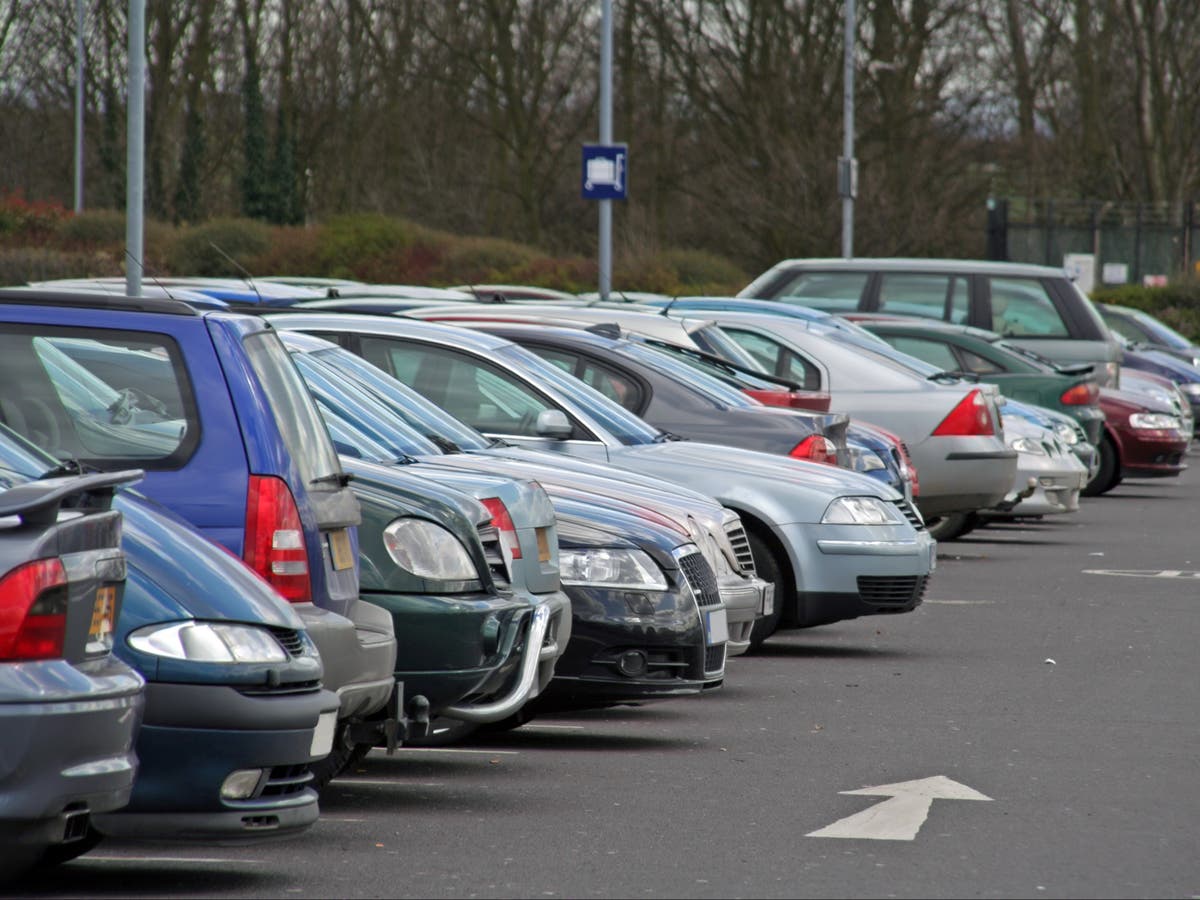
[
  {"x1": 1116, "y1": 335, "x2": 1200, "y2": 431},
  {"x1": 0, "y1": 431, "x2": 144, "y2": 875},
  {"x1": 0, "y1": 290, "x2": 398, "y2": 789}
]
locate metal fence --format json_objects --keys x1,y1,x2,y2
[{"x1": 986, "y1": 198, "x2": 1199, "y2": 285}]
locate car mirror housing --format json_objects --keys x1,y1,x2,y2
[{"x1": 536, "y1": 409, "x2": 573, "y2": 439}]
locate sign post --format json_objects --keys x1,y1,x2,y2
[{"x1": 583, "y1": 0, "x2": 626, "y2": 301}]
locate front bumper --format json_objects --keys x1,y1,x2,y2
[
  {"x1": 1117, "y1": 428, "x2": 1190, "y2": 477},
  {"x1": 782, "y1": 521, "x2": 936, "y2": 627},
  {"x1": 534, "y1": 581, "x2": 723, "y2": 711},
  {"x1": 717, "y1": 572, "x2": 773, "y2": 657},
  {"x1": 0, "y1": 658, "x2": 143, "y2": 852},
  {"x1": 295, "y1": 600, "x2": 397, "y2": 721},
  {"x1": 92, "y1": 681, "x2": 338, "y2": 842}
]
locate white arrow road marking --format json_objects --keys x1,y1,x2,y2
[{"x1": 807, "y1": 775, "x2": 992, "y2": 841}]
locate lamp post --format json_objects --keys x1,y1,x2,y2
[{"x1": 598, "y1": 0, "x2": 613, "y2": 300}]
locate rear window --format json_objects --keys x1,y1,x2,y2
[
  {"x1": 243, "y1": 331, "x2": 343, "y2": 485},
  {"x1": 767, "y1": 271, "x2": 868, "y2": 312},
  {"x1": 0, "y1": 327, "x2": 197, "y2": 468},
  {"x1": 988, "y1": 277, "x2": 1070, "y2": 337}
]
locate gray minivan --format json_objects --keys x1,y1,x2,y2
[{"x1": 740, "y1": 258, "x2": 1122, "y2": 386}]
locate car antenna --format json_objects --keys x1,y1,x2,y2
[
  {"x1": 659, "y1": 294, "x2": 679, "y2": 317},
  {"x1": 208, "y1": 241, "x2": 264, "y2": 306},
  {"x1": 125, "y1": 248, "x2": 177, "y2": 301}
]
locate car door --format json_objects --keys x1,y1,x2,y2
[{"x1": 350, "y1": 336, "x2": 614, "y2": 461}]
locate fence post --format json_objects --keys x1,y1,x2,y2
[
  {"x1": 1044, "y1": 199, "x2": 1055, "y2": 266},
  {"x1": 986, "y1": 197, "x2": 1008, "y2": 261},
  {"x1": 1133, "y1": 203, "x2": 1143, "y2": 284}
]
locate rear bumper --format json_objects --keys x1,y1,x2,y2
[
  {"x1": 93, "y1": 682, "x2": 337, "y2": 842},
  {"x1": 0, "y1": 660, "x2": 143, "y2": 832},
  {"x1": 295, "y1": 600, "x2": 397, "y2": 720},
  {"x1": 912, "y1": 441, "x2": 1018, "y2": 517}
]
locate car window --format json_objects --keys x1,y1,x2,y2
[
  {"x1": 0, "y1": 328, "x2": 196, "y2": 468},
  {"x1": 722, "y1": 327, "x2": 822, "y2": 389},
  {"x1": 1126, "y1": 310, "x2": 1193, "y2": 350},
  {"x1": 1101, "y1": 313, "x2": 1149, "y2": 345},
  {"x1": 767, "y1": 272, "x2": 868, "y2": 312},
  {"x1": 525, "y1": 344, "x2": 645, "y2": 411},
  {"x1": 956, "y1": 347, "x2": 1005, "y2": 375},
  {"x1": 883, "y1": 335, "x2": 960, "y2": 371},
  {"x1": 243, "y1": 331, "x2": 344, "y2": 485},
  {"x1": 988, "y1": 277, "x2": 1069, "y2": 337},
  {"x1": 876, "y1": 274, "x2": 967, "y2": 322}
]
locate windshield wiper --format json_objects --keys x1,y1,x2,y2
[
  {"x1": 426, "y1": 433, "x2": 462, "y2": 454},
  {"x1": 40, "y1": 458, "x2": 98, "y2": 478},
  {"x1": 488, "y1": 437, "x2": 513, "y2": 449},
  {"x1": 310, "y1": 471, "x2": 354, "y2": 487},
  {"x1": 926, "y1": 370, "x2": 975, "y2": 383},
  {"x1": 653, "y1": 431, "x2": 685, "y2": 443}
]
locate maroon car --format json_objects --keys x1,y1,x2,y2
[{"x1": 1086, "y1": 386, "x2": 1190, "y2": 496}]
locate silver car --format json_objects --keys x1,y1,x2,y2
[{"x1": 271, "y1": 314, "x2": 937, "y2": 644}]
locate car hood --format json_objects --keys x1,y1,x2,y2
[{"x1": 115, "y1": 492, "x2": 303, "y2": 632}]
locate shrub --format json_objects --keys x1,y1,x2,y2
[
  {"x1": 659, "y1": 248, "x2": 747, "y2": 296},
  {"x1": 0, "y1": 191, "x2": 69, "y2": 244},
  {"x1": 0, "y1": 247, "x2": 119, "y2": 286},
  {"x1": 166, "y1": 218, "x2": 271, "y2": 276},
  {"x1": 247, "y1": 225, "x2": 325, "y2": 276},
  {"x1": 504, "y1": 255, "x2": 598, "y2": 294},
  {"x1": 1093, "y1": 282, "x2": 1200, "y2": 340},
  {"x1": 57, "y1": 209, "x2": 127, "y2": 248},
  {"x1": 429, "y1": 236, "x2": 539, "y2": 285},
  {"x1": 317, "y1": 214, "x2": 416, "y2": 278}
]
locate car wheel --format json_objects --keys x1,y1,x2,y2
[
  {"x1": 746, "y1": 530, "x2": 788, "y2": 651},
  {"x1": 925, "y1": 512, "x2": 972, "y2": 541},
  {"x1": 36, "y1": 827, "x2": 104, "y2": 868},
  {"x1": 1082, "y1": 434, "x2": 1119, "y2": 497}
]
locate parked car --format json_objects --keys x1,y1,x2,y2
[
  {"x1": 994, "y1": 400, "x2": 1088, "y2": 518},
  {"x1": 1096, "y1": 302, "x2": 1200, "y2": 368},
  {"x1": 738, "y1": 258, "x2": 1123, "y2": 385},
  {"x1": 1115, "y1": 335, "x2": 1200, "y2": 430},
  {"x1": 1087, "y1": 385, "x2": 1191, "y2": 495},
  {"x1": 1118, "y1": 368, "x2": 1196, "y2": 437},
  {"x1": 0, "y1": 436, "x2": 144, "y2": 875},
  {"x1": 271, "y1": 314, "x2": 935, "y2": 643},
  {"x1": 855, "y1": 317, "x2": 1106, "y2": 446},
  {"x1": 0, "y1": 290, "x2": 398, "y2": 788},
  {"x1": 672, "y1": 309, "x2": 1017, "y2": 538}
]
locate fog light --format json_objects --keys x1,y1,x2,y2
[
  {"x1": 220, "y1": 768, "x2": 265, "y2": 800},
  {"x1": 616, "y1": 650, "x2": 648, "y2": 677}
]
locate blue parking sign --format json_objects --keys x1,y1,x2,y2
[{"x1": 581, "y1": 144, "x2": 628, "y2": 201}]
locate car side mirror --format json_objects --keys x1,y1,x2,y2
[{"x1": 536, "y1": 409, "x2": 573, "y2": 439}]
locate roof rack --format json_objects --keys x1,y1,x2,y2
[{"x1": 0, "y1": 288, "x2": 200, "y2": 316}]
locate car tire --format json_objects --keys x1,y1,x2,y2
[
  {"x1": 746, "y1": 530, "x2": 788, "y2": 651},
  {"x1": 925, "y1": 512, "x2": 972, "y2": 541},
  {"x1": 308, "y1": 722, "x2": 357, "y2": 791},
  {"x1": 1082, "y1": 433, "x2": 1119, "y2": 497}
]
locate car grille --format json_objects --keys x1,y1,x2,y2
[
  {"x1": 723, "y1": 522, "x2": 757, "y2": 577},
  {"x1": 893, "y1": 498, "x2": 925, "y2": 531},
  {"x1": 257, "y1": 764, "x2": 312, "y2": 799},
  {"x1": 476, "y1": 523, "x2": 510, "y2": 593},
  {"x1": 677, "y1": 551, "x2": 722, "y2": 608},
  {"x1": 857, "y1": 575, "x2": 929, "y2": 607},
  {"x1": 267, "y1": 626, "x2": 305, "y2": 657},
  {"x1": 237, "y1": 679, "x2": 322, "y2": 697},
  {"x1": 704, "y1": 643, "x2": 726, "y2": 676}
]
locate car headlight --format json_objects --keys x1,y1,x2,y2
[
  {"x1": 128, "y1": 621, "x2": 288, "y2": 662},
  {"x1": 1053, "y1": 423, "x2": 1079, "y2": 446},
  {"x1": 559, "y1": 547, "x2": 669, "y2": 590},
  {"x1": 1128, "y1": 412, "x2": 1181, "y2": 430},
  {"x1": 821, "y1": 496, "x2": 904, "y2": 525},
  {"x1": 847, "y1": 445, "x2": 887, "y2": 473},
  {"x1": 383, "y1": 518, "x2": 478, "y2": 581},
  {"x1": 1179, "y1": 382, "x2": 1200, "y2": 397},
  {"x1": 1010, "y1": 436, "x2": 1047, "y2": 455}
]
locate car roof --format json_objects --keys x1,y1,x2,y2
[
  {"x1": 755, "y1": 257, "x2": 1068, "y2": 277},
  {"x1": 0, "y1": 287, "x2": 201, "y2": 316},
  {"x1": 858, "y1": 318, "x2": 1003, "y2": 342},
  {"x1": 472, "y1": 320, "x2": 628, "y2": 352},
  {"x1": 264, "y1": 311, "x2": 516, "y2": 352}
]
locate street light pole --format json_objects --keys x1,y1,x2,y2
[
  {"x1": 125, "y1": 0, "x2": 145, "y2": 297},
  {"x1": 840, "y1": 0, "x2": 856, "y2": 259},
  {"x1": 598, "y1": 0, "x2": 613, "y2": 301}
]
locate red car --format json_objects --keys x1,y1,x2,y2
[{"x1": 1086, "y1": 385, "x2": 1190, "y2": 496}]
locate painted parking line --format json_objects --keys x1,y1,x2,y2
[
  {"x1": 1083, "y1": 569, "x2": 1200, "y2": 579},
  {"x1": 518, "y1": 723, "x2": 585, "y2": 730},
  {"x1": 83, "y1": 855, "x2": 262, "y2": 864},
  {"x1": 924, "y1": 598, "x2": 993, "y2": 605},
  {"x1": 385, "y1": 747, "x2": 520, "y2": 755}
]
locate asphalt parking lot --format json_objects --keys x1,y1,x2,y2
[{"x1": 17, "y1": 456, "x2": 1200, "y2": 900}]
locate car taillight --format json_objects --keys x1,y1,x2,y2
[
  {"x1": 244, "y1": 475, "x2": 311, "y2": 602},
  {"x1": 480, "y1": 497, "x2": 522, "y2": 560},
  {"x1": 0, "y1": 558, "x2": 68, "y2": 661},
  {"x1": 1060, "y1": 381, "x2": 1100, "y2": 406},
  {"x1": 932, "y1": 389, "x2": 996, "y2": 436},
  {"x1": 790, "y1": 434, "x2": 837, "y2": 465},
  {"x1": 743, "y1": 389, "x2": 833, "y2": 412}
]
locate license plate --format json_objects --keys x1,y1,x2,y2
[
  {"x1": 310, "y1": 711, "x2": 338, "y2": 758},
  {"x1": 705, "y1": 608, "x2": 729, "y2": 645},
  {"x1": 88, "y1": 586, "x2": 117, "y2": 649},
  {"x1": 760, "y1": 583, "x2": 775, "y2": 617},
  {"x1": 328, "y1": 529, "x2": 355, "y2": 571}
]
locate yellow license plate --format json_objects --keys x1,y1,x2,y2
[
  {"x1": 89, "y1": 586, "x2": 116, "y2": 644},
  {"x1": 328, "y1": 529, "x2": 355, "y2": 570},
  {"x1": 536, "y1": 527, "x2": 552, "y2": 563}
]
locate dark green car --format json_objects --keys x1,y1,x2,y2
[{"x1": 857, "y1": 318, "x2": 1106, "y2": 445}]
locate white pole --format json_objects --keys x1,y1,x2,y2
[
  {"x1": 74, "y1": 0, "x2": 84, "y2": 213},
  {"x1": 598, "y1": 0, "x2": 613, "y2": 301},
  {"x1": 125, "y1": 0, "x2": 145, "y2": 296}
]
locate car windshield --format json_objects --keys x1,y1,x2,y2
[
  {"x1": 309, "y1": 345, "x2": 492, "y2": 451},
  {"x1": 1127, "y1": 310, "x2": 1193, "y2": 350},
  {"x1": 620, "y1": 342, "x2": 759, "y2": 407},
  {"x1": 495, "y1": 344, "x2": 662, "y2": 445},
  {"x1": 688, "y1": 324, "x2": 768, "y2": 371},
  {"x1": 813, "y1": 323, "x2": 946, "y2": 377},
  {"x1": 642, "y1": 340, "x2": 790, "y2": 390}
]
